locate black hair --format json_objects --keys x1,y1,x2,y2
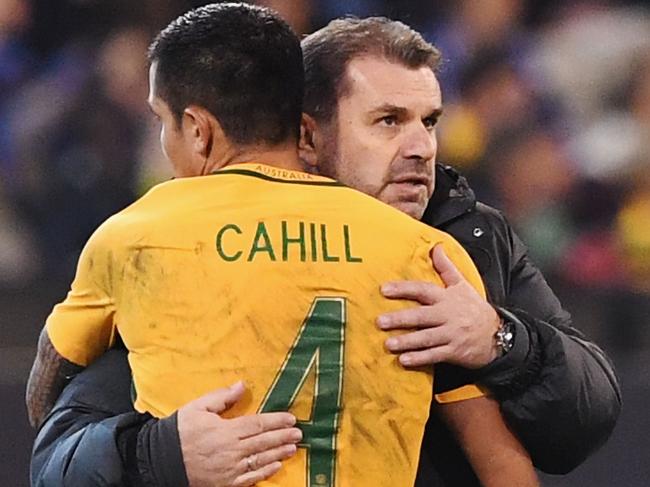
[{"x1": 149, "y1": 2, "x2": 303, "y2": 146}]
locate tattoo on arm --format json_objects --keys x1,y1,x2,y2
[{"x1": 26, "y1": 329, "x2": 84, "y2": 428}]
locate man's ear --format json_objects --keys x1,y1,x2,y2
[
  {"x1": 299, "y1": 113, "x2": 319, "y2": 171},
  {"x1": 182, "y1": 105, "x2": 220, "y2": 159}
]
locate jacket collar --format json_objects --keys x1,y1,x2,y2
[{"x1": 422, "y1": 163, "x2": 476, "y2": 227}]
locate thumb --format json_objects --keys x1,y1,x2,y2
[
  {"x1": 432, "y1": 244, "x2": 465, "y2": 286},
  {"x1": 192, "y1": 381, "x2": 246, "y2": 415}
]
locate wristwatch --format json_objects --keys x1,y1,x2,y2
[{"x1": 494, "y1": 318, "x2": 515, "y2": 357}]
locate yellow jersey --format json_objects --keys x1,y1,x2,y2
[{"x1": 47, "y1": 163, "x2": 486, "y2": 487}]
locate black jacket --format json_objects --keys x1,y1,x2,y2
[
  {"x1": 415, "y1": 165, "x2": 621, "y2": 485},
  {"x1": 31, "y1": 164, "x2": 621, "y2": 486}
]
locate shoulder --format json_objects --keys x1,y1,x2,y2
[
  {"x1": 474, "y1": 202, "x2": 508, "y2": 226},
  {"x1": 85, "y1": 183, "x2": 172, "y2": 251},
  {"x1": 337, "y1": 186, "x2": 450, "y2": 238},
  {"x1": 472, "y1": 202, "x2": 519, "y2": 252},
  {"x1": 439, "y1": 200, "x2": 513, "y2": 247},
  {"x1": 99, "y1": 179, "x2": 179, "y2": 233}
]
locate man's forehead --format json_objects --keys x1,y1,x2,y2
[{"x1": 342, "y1": 56, "x2": 441, "y2": 109}]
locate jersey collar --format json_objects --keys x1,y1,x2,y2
[{"x1": 211, "y1": 163, "x2": 343, "y2": 186}]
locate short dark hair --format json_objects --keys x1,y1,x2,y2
[
  {"x1": 148, "y1": 2, "x2": 304, "y2": 146},
  {"x1": 302, "y1": 17, "x2": 442, "y2": 124}
]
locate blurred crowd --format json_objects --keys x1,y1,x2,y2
[{"x1": 1, "y1": 0, "x2": 649, "y2": 347}]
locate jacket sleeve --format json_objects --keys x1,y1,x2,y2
[
  {"x1": 476, "y1": 214, "x2": 622, "y2": 474},
  {"x1": 31, "y1": 347, "x2": 188, "y2": 487}
]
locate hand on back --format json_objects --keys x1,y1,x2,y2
[
  {"x1": 177, "y1": 381, "x2": 302, "y2": 487},
  {"x1": 378, "y1": 245, "x2": 501, "y2": 369}
]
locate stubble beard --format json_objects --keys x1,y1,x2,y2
[{"x1": 316, "y1": 122, "x2": 433, "y2": 220}]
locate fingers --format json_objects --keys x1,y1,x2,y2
[
  {"x1": 380, "y1": 246, "x2": 467, "y2": 306},
  {"x1": 381, "y1": 280, "x2": 445, "y2": 305},
  {"x1": 385, "y1": 327, "x2": 450, "y2": 354},
  {"x1": 234, "y1": 441, "x2": 300, "y2": 486},
  {"x1": 377, "y1": 305, "x2": 444, "y2": 330},
  {"x1": 193, "y1": 381, "x2": 247, "y2": 414},
  {"x1": 432, "y1": 244, "x2": 465, "y2": 286},
  {"x1": 240, "y1": 443, "x2": 298, "y2": 473},
  {"x1": 230, "y1": 411, "x2": 297, "y2": 439},
  {"x1": 232, "y1": 421, "x2": 301, "y2": 486},
  {"x1": 233, "y1": 460, "x2": 283, "y2": 487},
  {"x1": 240, "y1": 425, "x2": 302, "y2": 456},
  {"x1": 398, "y1": 345, "x2": 455, "y2": 367}
]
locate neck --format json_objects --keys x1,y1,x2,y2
[{"x1": 202, "y1": 142, "x2": 304, "y2": 175}]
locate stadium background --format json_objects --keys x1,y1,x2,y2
[{"x1": 1, "y1": 0, "x2": 648, "y2": 485}]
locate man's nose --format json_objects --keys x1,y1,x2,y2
[{"x1": 401, "y1": 123, "x2": 436, "y2": 161}]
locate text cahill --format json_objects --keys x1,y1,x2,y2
[{"x1": 215, "y1": 221, "x2": 363, "y2": 263}]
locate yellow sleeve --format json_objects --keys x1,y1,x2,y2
[
  {"x1": 46, "y1": 223, "x2": 118, "y2": 366},
  {"x1": 416, "y1": 231, "x2": 489, "y2": 403},
  {"x1": 435, "y1": 384, "x2": 488, "y2": 403}
]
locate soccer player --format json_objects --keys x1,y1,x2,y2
[
  {"x1": 29, "y1": 12, "x2": 619, "y2": 487},
  {"x1": 26, "y1": 4, "x2": 538, "y2": 487}
]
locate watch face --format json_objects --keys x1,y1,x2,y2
[
  {"x1": 496, "y1": 321, "x2": 514, "y2": 354},
  {"x1": 503, "y1": 328, "x2": 514, "y2": 352}
]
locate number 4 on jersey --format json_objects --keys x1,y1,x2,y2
[{"x1": 259, "y1": 298, "x2": 346, "y2": 487}]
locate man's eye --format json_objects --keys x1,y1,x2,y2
[
  {"x1": 379, "y1": 115, "x2": 397, "y2": 127},
  {"x1": 423, "y1": 117, "x2": 438, "y2": 129}
]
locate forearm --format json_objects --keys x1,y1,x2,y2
[
  {"x1": 30, "y1": 346, "x2": 182, "y2": 486},
  {"x1": 494, "y1": 310, "x2": 621, "y2": 473},
  {"x1": 34, "y1": 411, "x2": 185, "y2": 487},
  {"x1": 430, "y1": 305, "x2": 620, "y2": 473},
  {"x1": 437, "y1": 396, "x2": 538, "y2": 487},
  {"x1": 475, "y1": 222, "x2": 621, "y2": 472},
  {"x1": 31, "y1": 346, "x2": 188, "y2": 487},
  {"x1": 33, "y1": 409, "x2": 143, "y2": 487},
  {"x1": 26, "y1": 328, "x2": 83, "y2": 428},
  {"x1": 31, "y1": 346, "x2": 132, "y2": 485}
]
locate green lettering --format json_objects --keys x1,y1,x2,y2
[
  {"x1": 282, "y1": 221, "x2": 306, "y2": 262},
  {"x1": 310, "y1": 223, "x2": 318, "y2": 262},
  {"x1": 343, "y1": 225, "x2": 363, "y2": 263},
  {"x1": 248, "y1": 222, "x2": 276, "y2": 261},
  {"x1": 260, "y1": 298, "x2": 346, "y2": 487},
  {"x1": 216, "y1": 224, "x2": 243, "y2": 261},
  {"x1": 321, "y1": 224, "x2": 340, "y2": 262}
]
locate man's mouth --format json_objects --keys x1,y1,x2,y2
[
  {"x1": 387, "y1": 178, "x2": 430, "y2": 203},
  {"x1": 390, "y1": 174, "x2": 431, "y2": 187}
]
